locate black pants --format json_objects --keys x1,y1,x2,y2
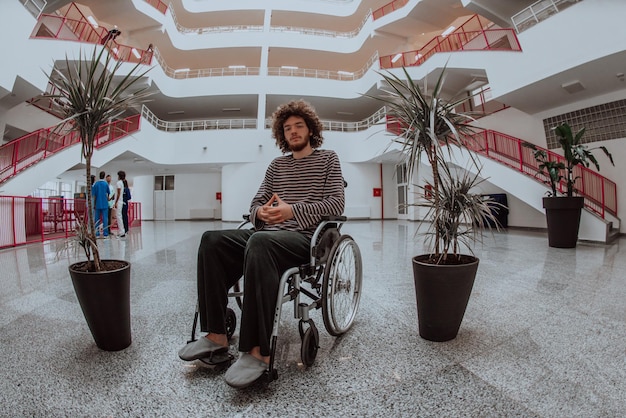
[
  {"x1": 197, "y1": 229, "x2": 310, "y2": 356},
  {"x1": 122, "y1": 203, "x2": 129, "y2": 232}
]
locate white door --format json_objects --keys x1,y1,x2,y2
[
  {"x1": 153, "y1": 175, "x2": 175, "y2": 220},
  {"x1": 396, "y1": 164, "x2": 408, "y2": 220}
]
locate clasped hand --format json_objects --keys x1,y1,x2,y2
[{"x1": 257, "y1": 194, "x2": 293, "y2": 225}]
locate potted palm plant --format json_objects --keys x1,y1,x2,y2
[
  {"x1": 46, "y1": 44, "x2": 151, "y2": 350},
  {"x1": 369, "y1": 67, "x2": 502, "y2": 341},
  {"x1": 523, "y1": 123, "x2": 614, "y2": 248}
]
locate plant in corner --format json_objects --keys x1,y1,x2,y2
[
  {"x1": 46, "y1": 44, "x2": 152, "y2": 350},
  {"x1": 523, "y1": 123, "x2": 614, "y2": 248},
  {"x1": 368, "y1": 67, "x2": 503, "y2": 341}
]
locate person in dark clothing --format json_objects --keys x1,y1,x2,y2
[
  {"x1": 178, "y1": 100, "x2": 345, "y2": 389},
  {"x1": 101, "y1": 27, "x2": 121, "y2": 44},
  {"x1": 121, "y1": 177, "x2": 131, "y2": 232}
]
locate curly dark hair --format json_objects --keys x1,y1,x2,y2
[{"x1": 271, "y1": 100, "x2": 324, "y2": 153}]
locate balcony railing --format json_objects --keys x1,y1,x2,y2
[{"x1": 512, "y1": 0, "x2": 581, "y2": 33}]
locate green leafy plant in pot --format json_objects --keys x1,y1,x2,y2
[
  {"x1": 523, "y1": 123, "x2": 614, "y2": 248},
  {"x1": 368, "y1": 67, "x2": 503, "y2": 341},
  {"x1": 46, "y1": 44, "x2": 152, "y2": 350}
]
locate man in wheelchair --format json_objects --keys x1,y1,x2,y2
[{"x1": 178, "y1": 100, "x2": 345, "y2": 388}]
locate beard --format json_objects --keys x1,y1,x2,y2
[{"x1": 289, "y1": 137, "x2": 309, "y2": 152}]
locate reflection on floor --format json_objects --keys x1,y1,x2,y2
[{"x1": 0, "y1": 220, "x2": 624, "y2": 417}]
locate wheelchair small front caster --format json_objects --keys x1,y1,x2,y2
[
  {"x1": 264, "y1": 368, "x2": 278, "y2": 383},
  {"x1": 300, "y1": 320, "x2": 319, "y2": 367}
]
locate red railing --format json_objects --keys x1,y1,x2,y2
[
  {"x1": 0, "y1": 114, "x2": 141, "y2": 185},
  {"x1": 380, "y1": 15, "x2": 522, "y2": 69},
  {"x1": 144, "y1": 0, "x2": 168, "y2": 14},
  {"x1": 0, "y1": 195, "x2": 141, "y2": 249},
  {"x1": 31, "y1": 3, "x2": 153, "y2": 64},
  {"x1": 386, "y1": 115, "x2": 617, "y2": 218},
  {"x1": 372, "y1": 0, "x2": 409, "y2": 20},
  {"x1": 464, "y1": 130, "x2": 617, "y2": 218}
]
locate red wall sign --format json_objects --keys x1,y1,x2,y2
[
  {"x1": 373, "y1": 188, "x2": 382, "y2": 197},
  {"x1": 216, "y1": 192, "x2": 222, "y2": 201}
]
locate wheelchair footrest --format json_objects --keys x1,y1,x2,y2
[{"x1": 198, "y1": 351, "x2": 234, "y2": 368}]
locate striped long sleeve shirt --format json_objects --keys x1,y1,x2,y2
[{"x1": 249, "y1": 149, "x2": 345, "y2": 238}]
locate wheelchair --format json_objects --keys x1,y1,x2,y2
[{"x1": 186, "y1": 214, "x2": 363, "y2": 382}]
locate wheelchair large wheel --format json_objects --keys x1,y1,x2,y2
[{"x1": 321, "y1": 234, "x2": 362, "y2": 336}]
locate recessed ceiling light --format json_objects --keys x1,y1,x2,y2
[
  {"x1": 174, "y1": 68, "x2": 190, "y2": 73},
  {"x1": 167, "y1": 110, "x2": 185, "y2": 115},
  {"x1": 87, "y1": 15, "x2": 98, "y2": 28},
  {"x1": 337, "y1": 111, "x2": 354, "y2": 115},
  {"x1": 391, "y1": 53, "x2": 403, "y2": 63},
  {"x1": 229, "y1": 65, "x2": 246, "y2": 69},
  {"x1": 338, "y1": 71, "x2": 354, "y2": 75},
  {"x1": 222, "y1": 108, "x2": 241, "y2": 111},
  {"x1": 281, "y1": 66, "x2": 298, "y2": 70},
  {"x1": 442, "y1": 26, "x2": 456, "y2": 37}
]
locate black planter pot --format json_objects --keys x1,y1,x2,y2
[
  {"x1": 412, "y1": 254, "x2": 479, "y2": 342},
  {"x1": 543, "y1": 196, "x2": 584, "y2": 248},
  {"x1": 69, "y1": 260, "x2": 131, "y2": 351}
]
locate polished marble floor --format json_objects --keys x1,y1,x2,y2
[{"x1": 0, "y1": 220, "x2": 624, "y2": 417}]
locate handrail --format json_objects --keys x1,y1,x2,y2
[
  {"x1": 21, "y1": 0, "x2": 47, "y2": 18},
  {"x1": 168, "y1": 5, "x2": 263, "y2": 35},
  {"x1": 32, "y1": 5, "x2": 153, "y2": 64},
  {"x1": 0, "y1": 114, "x2": 141, "y2": 185},
  {"x1": 380, "y1": 15, "x2": 521, "y2": 69},
  {"x1": 511, "y1": 0, "x2": 581, "y2": 33},
  {"x1": 144, "y1": 0, "x2": 168, "y2": 14},
  {"x1": 384, "y1": 116, "x2": 616, "y2": 218},
  {"x1": 372, "y1": 0, "x2": 409, "y2": 20},
  {"x1": 151, "y1": 47, "x2": 261, "y2": 79},
  {"x1": 271, "y1": 10, "x2": 371, "y2": 39},
  {"x1": 142, "y1": 105, "x2": 387, "y2": 133},
  {"x1": 465, "y1": 129, "x2": 617, "y2": 218},
  {"x1": 267, "y1": 51, "x2": 379, "y2": 81},
  {"x1": 141, "y1": 106, "x2": 257, "y2": 131}
]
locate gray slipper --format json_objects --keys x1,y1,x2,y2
[
  {"x1": 224, "y1": 353, "x2": 268, "y2": 388},
  {"x1": 178, "y1": 337, "x2": 228, "y2": 361}
]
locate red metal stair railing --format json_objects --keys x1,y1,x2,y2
[
  {"x1": 379, "y1": 15, "x2": 522, "y2": 69},
  {"x1": 463, "y1": 129, "x2": 617, "y2": 219},
  {"x1": 0, "y1": 114, "x2": 141, "y2": 185},
  {"x1": 144, "y1": 0, "x2": 168, "y2": 14},
  {"x1": 385, "y1": 115, "x2": 617, "y2": 219},
  {"x1": 31, "y1": 2, "x2": 153, "y2": 64},
  {"x1": 372, "y1": 0, "x2": 409, "y2": 20}
]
